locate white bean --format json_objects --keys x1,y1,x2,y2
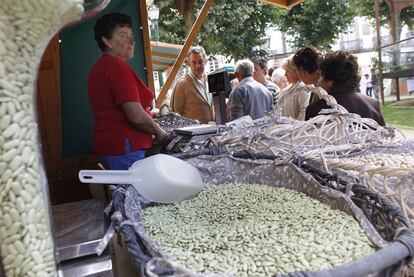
[
  {"x1": 2, "y1": 139, "x2": 20, "y2": 150},
  {"x1": 9, "y1": 156, "x2": 22, "y2": 170},
  {"x1": 0, "y1": 162, "x2": 7, "y2": 175},
  {"x1": 3, "y1": 123, "x2": 19, "y2": 138},
  {"x1": 0, "y1": 2, "x2": 87, "y2": 275},
  {"x1": 20, "y1": 191, "x2": 33, "y2": 204},
  {"x1": 3, "y1": 148, "x2": 18, "y2": 162},
  {"x1": 0, "y1": 114, "x2": 12, "y2": 129},
  {"x1": 3, "y1": 214, "x2": 12, "y2": 228},
  {"x1": 6, "y1": 101, "x2": 16, "y2": 116},
  {"x1": 16, "y1": 197, "x2": 25, "y2": 213},
  {"x1": 21, "y1": 146, "x2": 32, "y2": 163},
  {"x1": 12, "y1": 110, "x2": 26, "y2": 123}
]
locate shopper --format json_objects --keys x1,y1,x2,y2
[{"x1": 305, "y1": 50, "x2": 385, "y2": 126}]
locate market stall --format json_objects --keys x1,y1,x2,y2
[
  {"x1": 1, "y1": 0, "x2": 414, "y2": 276},
  {"x1": 106, "y1": 86, "x2": 414, "y2": 276}
]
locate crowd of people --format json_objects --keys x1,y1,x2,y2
[
  {"x1": 87, "y1": 12, "x2": 385, "y2": 170},
  {"x1": 170, "y1": 45, "x2": 385, "y2": 126}
]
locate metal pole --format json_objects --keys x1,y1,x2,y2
[{"x1": 375, "y1": 0, "x2": 385, "y2": 105}]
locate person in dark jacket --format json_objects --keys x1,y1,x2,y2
[
  {"x1": 305, "y1": 50, "x2": 385, "y2": 126},
  {"x1": 227, "y1": 59, "x2": 273, "y2": 121}
]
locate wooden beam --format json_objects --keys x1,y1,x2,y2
[
  {"x1": 260, "y1": 0, "x2": 303, "y2": 8},
  {"x1": 139, "y1": 0, "x2": 155, "y2": 92},
  {"x1": 287, "y1": 0, "x2": 303, "y2": 9},
  {"x1": 152, "y1": 52, "x2": 177, "y2": 60},
  {"x1": 154, "y1": 65, "x2": 171, "y2": 72},
  {"x1": 37, "y1": 36, "x2": 62, "y2": 162},
  {"x1": 155, "y1": 0, "x2": 214, "y2": 107},
  {"x1": 261, "y1": 0, "x2": 288, "y2": 8},
  {"x1": 154, "y1": 67, "x2": 169, "y2": 72},
  {"x1": 151, "y1": 40, "x2": 183, "y2": 49},
  {"x1": 153, "y1": 60, "x2": 172, "y2": 67},
  {"x1": 394, "y1": 2, "x2": 413, "y2": 12}
]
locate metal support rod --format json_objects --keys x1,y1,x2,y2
[
  {"x1": 375, "y1": 0, "x2": 385, "y2": 105},
  {"x1": 396, "y1": 77, "x2": 400, "y2": 101}
]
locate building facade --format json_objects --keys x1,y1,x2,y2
[{"x1": 265, "y1": 17, "x2": 414, "y2": 96}]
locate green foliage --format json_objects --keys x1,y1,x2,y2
[
  {"x1": 349, "y1": 0, "x2": 389, "y2": 27},
  {"x1": 154, "y1": 0, "x2": 412, "y2": 60},
  {"x1": 273, "y1": 0, "x2": 355, "y2": 51},
  {"x1": 350, "y1": 0, "x2": 414, "y2": 40},
  {"x1": 401, "y1": 6, "x2": 414, "y2": 30},
  {"x1": 154, "y1": 0, "x2": 283, "y2": 60}
]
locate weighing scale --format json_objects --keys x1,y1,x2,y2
[{"x1": 207, "y1": 66, "x2": 235, "y2": 124}]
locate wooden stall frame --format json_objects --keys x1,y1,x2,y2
[
  {"x1": 155, "y1": 0, "x2": 214, "y2": 108},
  {"x1": 140, "y1": 0, "x2": 155, "y2": 92},
  {"x1": 261, "y1": 0, "x2": 303, "y2": 9},
  {"x1": 37, "y1": 0, "x2": 154, "y2": 204},
  {"x1": 154, "y1": 0, "x2": 304, "y2": 107}
]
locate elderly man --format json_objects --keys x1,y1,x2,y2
[
  {"x1": 227, "y1": 59, "x2": 273, "y2": 121},
  {"x1": 171, "y1": 46, "x2": 214, "y2": 123}
]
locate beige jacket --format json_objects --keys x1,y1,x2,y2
[
  {"x1": 171, "y1": 73, "x2": 214, "y2": 123},
  {"x1": 277, "y1": 81, "x2": 311, "y2": 121}
]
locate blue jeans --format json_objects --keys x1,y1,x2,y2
[{"x1": 98, "y1": 140, "x2": 146, "y2": 170}]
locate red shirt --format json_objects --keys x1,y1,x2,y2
[{"x1": 88, "y1": 54, "x2": 154, "y2": 156}]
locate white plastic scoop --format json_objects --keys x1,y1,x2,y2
[{"x1": 79, "y1": 154, "x2": 204, "y2": 203}]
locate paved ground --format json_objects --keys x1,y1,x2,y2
[{"x1": 384, "y1": 95, "x2": 414, "y2": 102}]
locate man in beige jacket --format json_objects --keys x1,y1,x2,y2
[{"x1": 171, "y1": 46, "x2": 214, "y2": 123}]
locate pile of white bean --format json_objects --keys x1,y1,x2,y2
[
  {"x1": 142, "y1": 184, "x2": 376, "y2": 276},
  {"x1": 0, "y1": 1, "x2": 83, "y2": 276},
  {"x1": 331, "y1": 153, "x2": 414, "y2": 169}
]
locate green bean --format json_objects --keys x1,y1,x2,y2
[{"x1": 143, "y1": 184, "x2": 376, "y2": 276}]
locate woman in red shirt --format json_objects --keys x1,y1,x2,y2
[{"x1": 88, "y1": 13, "x2": 166, "y2": 170}]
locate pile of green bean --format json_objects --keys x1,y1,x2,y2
[{"x1": 142, "y1": 184, "x2": 376, "y2": 276}]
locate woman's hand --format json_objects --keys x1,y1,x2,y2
[{"x1": 153, "y1": 129, "x2": 167, "y2": 144}]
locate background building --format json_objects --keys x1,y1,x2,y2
[{"x1": 265, "y1": 17, "x2": 414, "y2": 96}]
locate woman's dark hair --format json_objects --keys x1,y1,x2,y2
[
  {"x1": 320, "y1": 50, "x2": 361, "y2": 88},
  {"x1": 292, "y1": 46, "x2": 323, "y2": 73},
  {"x1": 94, "y1": 13, "x2": 132, "y2": 52}
]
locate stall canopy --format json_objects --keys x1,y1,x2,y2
[
  {"x1": 261, "y1": 0, "x2": 303, "y2": 9},
  {"x1": 151, "y1": 41, "x2": 182, "y2": 72}
]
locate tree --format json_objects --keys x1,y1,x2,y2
[
  {"x1": 272, "y1": 0, "x2": 356, "y2": 51},
  {"x1": 154, "y1": 0, "x2": 283, "y2": 60},
  {"x1": 350, "y1": 0, "x2": 414, "y2": 41}
]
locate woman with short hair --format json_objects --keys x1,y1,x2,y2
[
  {"x1": 88, "y1": 13, "x2": 166, "y2": 170},
  {"x1": 305, "y1": 50, "x2": 385, "y2": 126}
]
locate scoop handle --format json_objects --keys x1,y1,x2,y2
[{"x1": 79, "y1": 170, "x2": 140, "y2": 185}]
